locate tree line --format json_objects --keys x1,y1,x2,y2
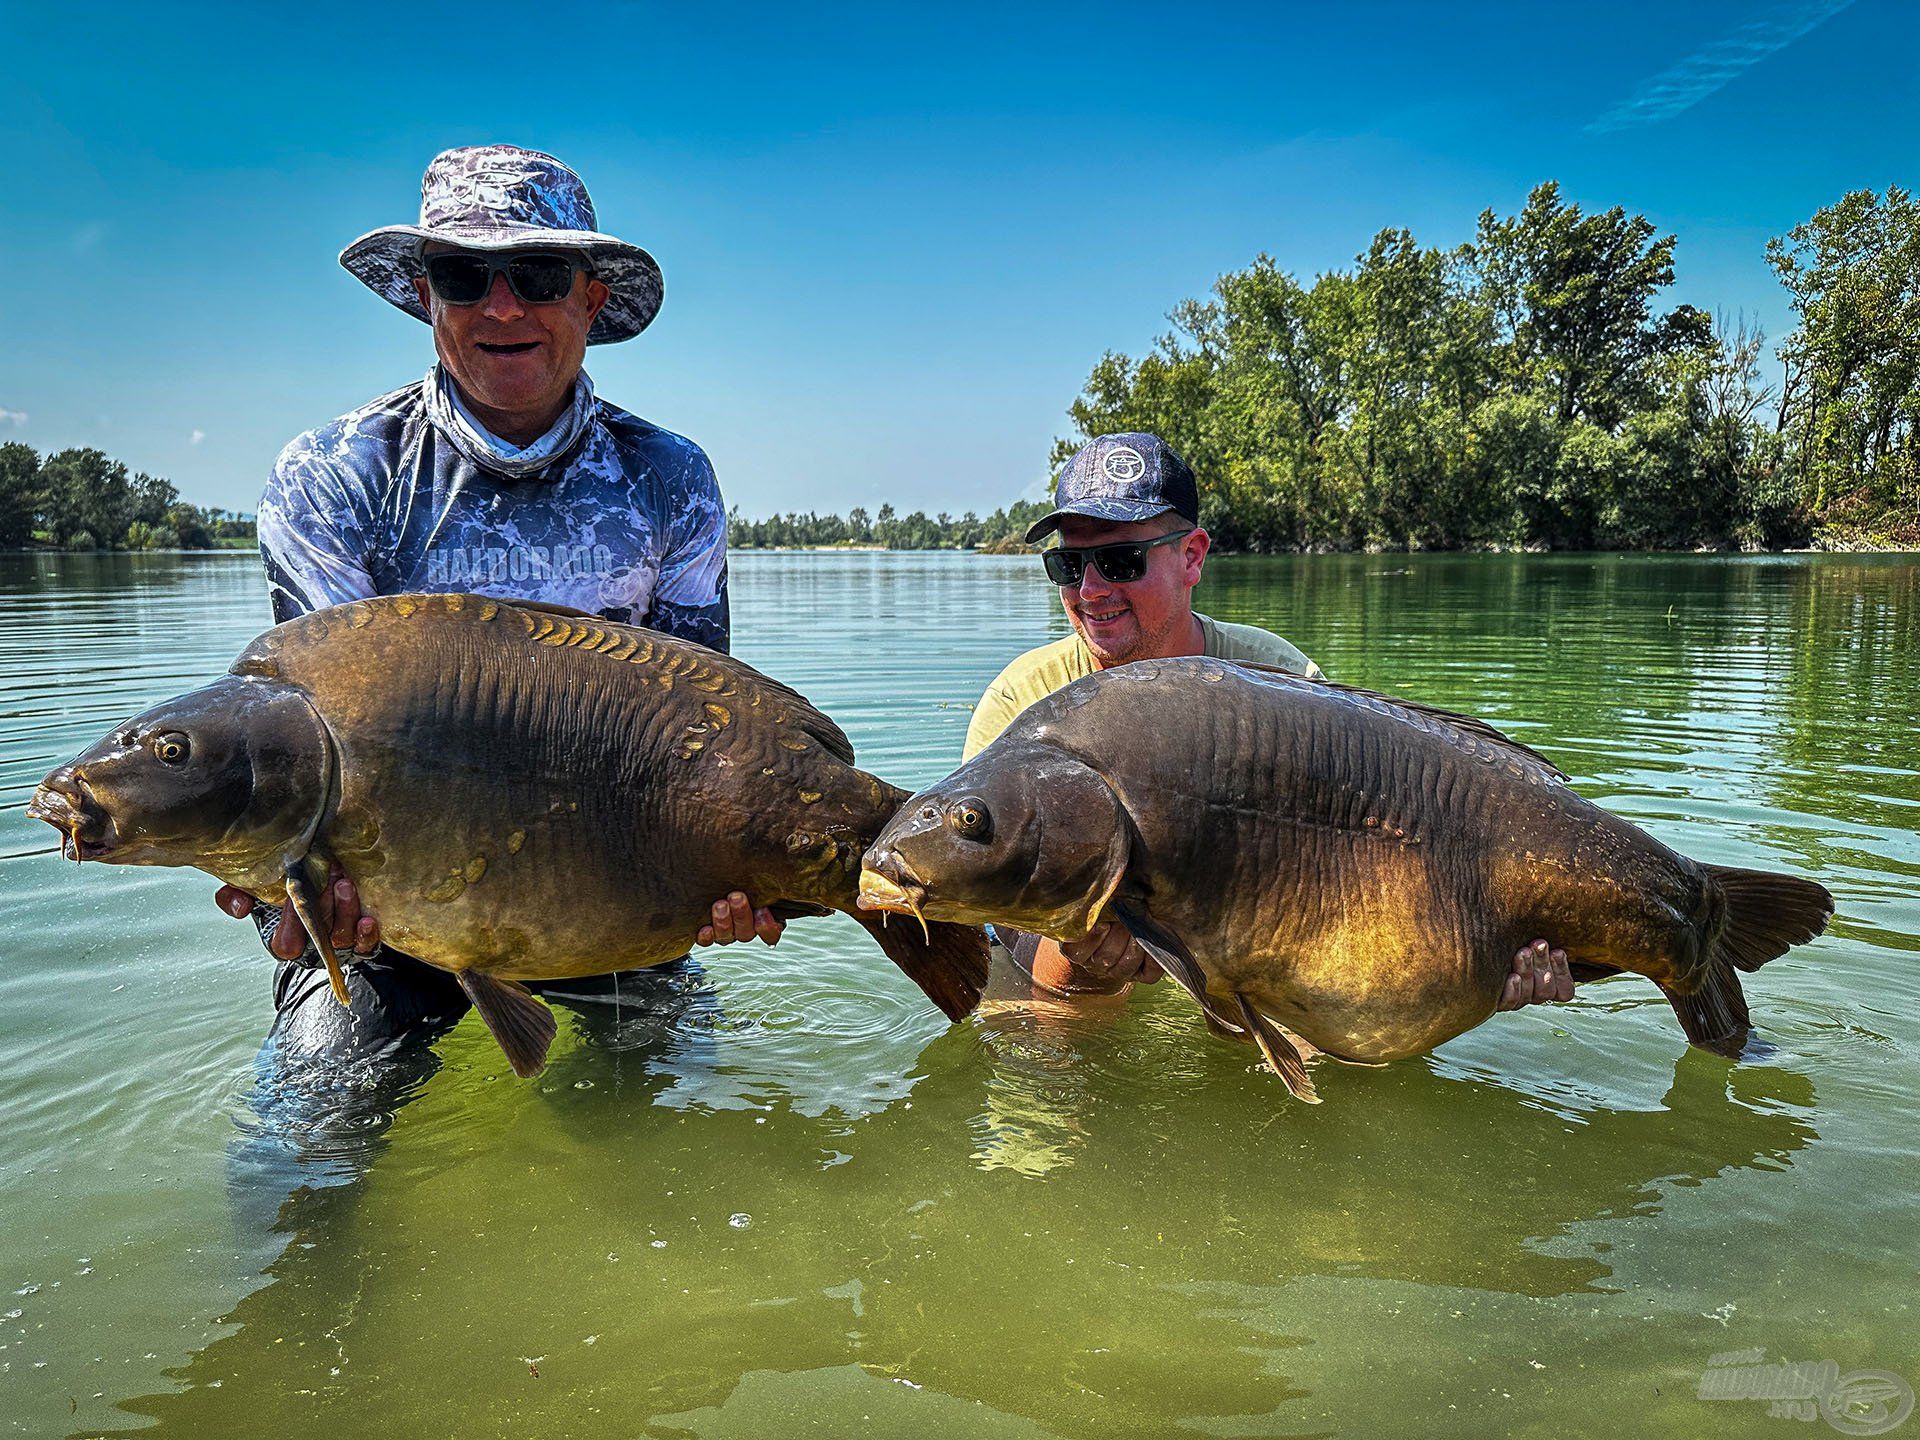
[
  {"x1": 0, "y1": 444, "x2": 255, "y2": 551},
  {"x1": 1051, "y1": 182, "x2": 1918, "y2": 552},
  {"x1": 15, "y1": 185, "x2": 1915, "y2": 560},
  {"x1": 729, "y1": 185, "x2": 1914, "y2": 556},
  {"x1": 728, "y1": 499, "x2": 1055, "y2": 552}
]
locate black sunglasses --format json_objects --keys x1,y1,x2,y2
[
  {"x1": 1042, "y1": 528, "x2": 1194, "y2": 586},
  {"x1": 422, "y1": 250, "x2": 592, "y2": 306}
]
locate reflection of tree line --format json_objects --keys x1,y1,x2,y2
[
  {"x1": 103, "y1": 998, "x2": 1818, "y2": 1440},
  {"x1": 1765, "y1": 559, "x2": 1920, "y2": 881},
  {"x1": 1201, "y1": 553, "x2": 1918, "y2": 825}
]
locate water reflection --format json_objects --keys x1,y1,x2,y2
[{"x1": 105, "y1": 998, "x2": 1823, "y2": 1438}]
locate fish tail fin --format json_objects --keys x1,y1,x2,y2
[
  {"x1": 1654, "y1": 864, "x2": 1830, "y2": 1057},
  {"x1": 456, "y1": 970, "x2": 557, "y2": 1078},
  {"x1": 854, "y1": 913, "x2": 989, "y2": 1021},
  {"x1": 1656, "y1": 971, "x2": 1752, "y2": 1058},
  {"x1": 1702, "y1": 864, "x2": 1834, "y2": 973}
]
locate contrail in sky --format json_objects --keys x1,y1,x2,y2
[{"x1": 1588, "y1": 0, "x2": 1857, "y2": 133}]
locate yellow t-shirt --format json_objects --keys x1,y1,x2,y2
[{"x1": 963, "y1": 612, "x2": 1323, "y2": 761}]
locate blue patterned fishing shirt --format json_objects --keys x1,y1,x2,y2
[{"x1": 256, "y1": 367, "x2": 730, "y2": 650}]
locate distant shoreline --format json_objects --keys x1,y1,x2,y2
[{"x1": 6, "y1": 532, "x2": 1915, "y2": 560}]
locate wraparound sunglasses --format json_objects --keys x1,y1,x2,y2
[
  {"x1": 1042, "y1": 528, "x2": 1194, "y2": 586},
  {"x1": 422, "y1": 251, "x2": 593, "y2": 306}
]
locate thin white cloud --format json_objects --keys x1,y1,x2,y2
[
  {"x1": 190, "y1": 429, "x2": 206, "y2": 445},
  {"x1": 73, "y1": 222, "x2": 108, "y2": 253},
  {"x1": 0, "y1": 408, "x2": 26, "y2": 428},
  {"x1": 1589, "y1": 0, "x2": 1857, "y2": 134}
]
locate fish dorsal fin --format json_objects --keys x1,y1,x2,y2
[
  {"x1": 1228, "y1": 662, "x2": 1570, "y2": 785},
  {"x1": 494, "y1": 598, "x2": 858, "y2": 765},
  {"x1": 502, "y1": 598, "x2": 598, "y2": 619}
]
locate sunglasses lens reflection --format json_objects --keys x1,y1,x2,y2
[
  {"x1": 1093, "y1": 545, "x2": 1148, "y2": 582},
  {"x1": 425, "y1": 253, "x2": 578, "y2": 305},
  {"x1": 1043, "y1": 544, "x2": 1152, "y2": 585},
  {"x1": 424, "y1": 254, "x2": 492, "y2": 304},
  {"x1": 506, "y1": 256, "x2": 578, "y2": 303},
  {"x1": 1042, "y1": 550, "x2": 1085, "y2": 585}
]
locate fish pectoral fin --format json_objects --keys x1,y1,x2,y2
[
  {"x1": 455, "y1": 970, "x2": 558, "y2": 1078},
  {"x1": 1111, "y1": 902, "x2": 1322, "y2": 1104},
  {"x1": 1110, "y1": 901, "x2": 1232, "y2": 1025},
  {"x1": 282, "y1": 860, "x2": 349, "y2": 1007},
  {"x1": 1235, "y1": 992, "x2": 1320, "y2": 1104},
  {"x1": 853, "y1": 913, "x2": 989, "y2": 1021}
]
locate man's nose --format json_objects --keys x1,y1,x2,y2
[
  {"x1": 1075, "y1": 562, "x2": 1117, "y2": 602},
  {"x1": 480, "y1": 270, "x2": 525, "y2": 322}
]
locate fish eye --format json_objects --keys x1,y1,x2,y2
[
  {"x1": 948, "y1": 798, "x2": 992, "y2": 843},
  {"x1": 152, "y1": 732, "x2": 190, "y2": 765}
]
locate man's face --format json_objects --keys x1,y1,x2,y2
[
  {"x1": 413, "y1": 243, "x2": 611, "y2": 428},
  {"x1": 1051, "y1": 513, "x2": 1210, "y2": 666}
]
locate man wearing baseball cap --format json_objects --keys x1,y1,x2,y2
[
  {"x1": 967, "y1": 432, "x2": 1575, "y2": 1013},
  {"x1": 218, "y1": 145, "x2": 779, "y2": 1073}
]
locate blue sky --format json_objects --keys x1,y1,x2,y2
[{"x1": 0, "y1": 0, "x2": 1909, "y2": 518}]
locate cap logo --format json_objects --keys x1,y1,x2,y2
[
  {"x1": 1101, "y1": 446, "x2": 1147, "y2": 483},
  {"x1": 443, "y1": 166, "x2": 524, "y2": 212}
]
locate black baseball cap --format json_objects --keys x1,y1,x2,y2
[{"x1": 1024, "y1": 433, "x2": 1201, "y2": 543}]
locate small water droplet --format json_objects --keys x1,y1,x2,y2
[
  {"x1": 573, "y1": 1080, "x2": 594, "y2": 1090},
  {"x1": 728, "y1": 1213, "x2": 752, "y2": 1230},
  {"x1": 650, "y1": 1240, "x2": 667, "y2": 1249}
]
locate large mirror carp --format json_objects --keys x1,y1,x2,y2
[
  {"x1": 859, "y1": 659, "x2": 1832, "y2": 1103},
  {"x1": 30, "y1": 593, "x2": 988, "y2": 1076}
]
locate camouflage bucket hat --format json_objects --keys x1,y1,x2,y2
[{"x1": 339, "y1": 144, "x2": 664, "y2": 345}]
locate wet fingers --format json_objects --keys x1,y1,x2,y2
[{"x1": 1548, "y1": 947, "x2": 1573, "y2": 1001}]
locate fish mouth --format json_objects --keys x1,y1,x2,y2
[
  {"x1": 857, "y1": 862, "x2": 932, "y2": 943},
  {"x1": 26, "y1": 776, "x2": 120, "y2": 862}
]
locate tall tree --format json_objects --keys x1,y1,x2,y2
[
  {"x1": 1768, "y1": 185, "x2": 1920, "y2": 514},
  {"x1": 1472, "y1": 181, "x2": 1701, "y2": 431},
  {"x1": 0, "y1": 442, "x2": 40, "y2": 548}
]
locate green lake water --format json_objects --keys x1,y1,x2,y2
[{"x1": 1, "y1": 549, "x2": 1914, "y2": 1438}]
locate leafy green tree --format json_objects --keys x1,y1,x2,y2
[
  {"x1": 1769, "y1": 186, "x2": 1920, "y2": 519},
  {"x1": 0, "y1": 442, "x2": 39, "y2": 548},
  {"x1": 38, "y1": 449, "x2": 135, "y2": 548},
  {"x1": 1472, "y1": 181, "x2": 1702, "y2": 431}
]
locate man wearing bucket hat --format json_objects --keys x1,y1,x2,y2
[
  {"x1": 962, "y1": 433, "x2": 1576, "y2": 1014},
  {"x1": 218, "y1": 145, "x2": 781, "y2": 1066}
]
